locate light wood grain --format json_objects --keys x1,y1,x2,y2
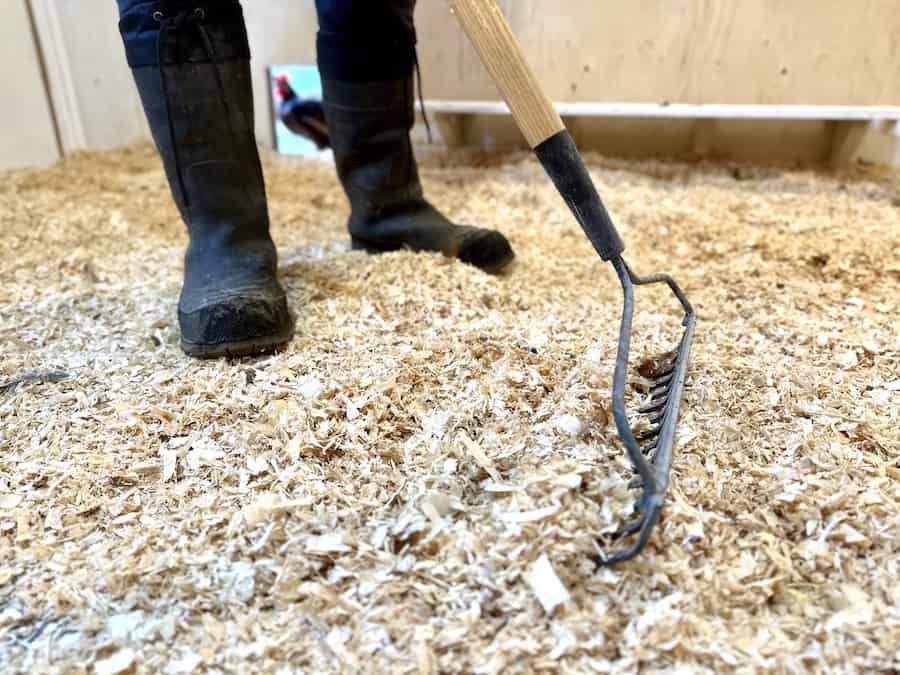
[
  {"x1": 447, "y1": 0, "x2": 564, "y2": 148},
  {"x1": 420, "y1": 1, "x2": 900, "y2": 107},
  {"x1": 25, "y1": 0, "x2": 900, "y2": 157}
]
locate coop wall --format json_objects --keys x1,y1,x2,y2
[{"x1": 4, "y1": 0, "x2": 899, "y2": 168}]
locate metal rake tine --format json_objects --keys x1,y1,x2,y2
[
  {"x1": 652, "y1": 373, "x2": 674, "y2": 389},
  {"x1": 598, "y1": 503, "x2": 664, "y2": 567},
  {"x1": 651, "y1": 387, "x2": 670, "y2": 401},
  {"x1": 615, "y1": 518, "x2": 645, "y2": 538},
  {"x1": 650, "y1": 384, "x2": 672, "y2": 400},
  {"x1": 635, "y1": 426, "x2": 661, "y2": 441},
  {"x1": 638, "y1": 401, "x2": 666, "y2": 414}
]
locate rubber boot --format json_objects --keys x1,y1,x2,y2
[
  {"x1": 119, "y1": 3, "x2": 293, "y2": 358},
  {"x1": 321, "y1": 77, "x2": 515, "y2": 273}
]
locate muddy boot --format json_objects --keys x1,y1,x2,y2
[
  {"x1": 118, "y1": 2, "x2": 293, "y2": 357},
  {"x1": 321, "y1": 77, "x2": 515, "y2": 273}
]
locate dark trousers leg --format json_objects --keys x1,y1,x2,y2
[
  {"x1": 117, "y1": 1, "x2": 417, "y2": 81},
  {"x1": 116, "y1": 0, "x2": 141, "y2": 13},
  {"x1": 315, "y1": 0, "x2": 417, "y2": 81},
  {"x1": 116, "y1": 1, "x2": 250, "y2": 68},
  {"x1": 116, "y1": 0, "x2": 206, "y2": 15}
]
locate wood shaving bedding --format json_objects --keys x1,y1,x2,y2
[{"x1": 0, "y1": 144, "x2": 897, "y2": 673}]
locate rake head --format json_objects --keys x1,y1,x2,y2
[
  {"x1": 529, "y1": 129, "x2": 696, "y2": 565},
  {"x1": 597, "y1": 256, "x2": 696, "y2": 565}
]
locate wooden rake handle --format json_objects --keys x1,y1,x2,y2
[
  {"x1": 447, "y1": 0, "x2": 565, "y2": 148},
  {"x1": 446, "y1": 0, "x2": 625, "y2": 261}
]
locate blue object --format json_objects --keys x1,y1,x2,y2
[{"x1": 270, "y1": 64, "x2": 327, "y2": 157}]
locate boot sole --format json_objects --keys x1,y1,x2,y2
[
  {"x1": 350, "y1": 236, "x2": 515, "y2": 274},
  {"x1": 180, "y1": 325, "x2": 295, "y2": 360}
]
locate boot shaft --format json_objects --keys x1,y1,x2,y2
[
  {"x1": 118, "y1": 1, "x2": 250, "y2": 69},
  {"x1": 322, "y1": 76, "x2": 424, "y2": 223},
  {"x1": 120, "y1": 1, "x2": 270, "y2": 248},
  {"x1": 130, "y1": 60, "x2": 264, "y2": 228}
]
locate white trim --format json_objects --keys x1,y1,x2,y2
[
  {"x1": 418, "y1": 100, "x2": 900, "y2": 122},
  {"x1": 28, "y1": 0, "x2": 87, "y2": 153}
]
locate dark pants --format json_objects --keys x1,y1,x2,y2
[{"x1": 116, "y1": 0, "x2": 417, "y2": 80}]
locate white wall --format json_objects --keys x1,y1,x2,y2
[
  {"x1": 1, "y1": 0, "x2": 60, "y2": 169},
  {"x1": 47, "y1": 0, "x2": 148, "y2": 150}
]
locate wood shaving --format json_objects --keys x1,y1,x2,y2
[
  {"x1": 527, "y1": 554, "x2": 571, "y2": 614},
  {"x1": 0, "y1": 144, "x2": 898, "y2": 673}
]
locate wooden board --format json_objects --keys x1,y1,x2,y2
[
  {"x1": 22, "y1": 0, "x2": 900, "y2": 156},
  {"x1": 419, "y1": 100, "x2": 900, "y2": 120},
  {"x1": 0, "y1": 0, "x2": 60, "y2": 169},
  {"x1": 417, "y1": 0, "x2": 900, "y2": 106}
]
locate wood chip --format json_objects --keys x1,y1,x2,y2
[
  {"x1": 94, "y1": 648, "x2": 136, "y2": 675},
  {"x1": 306, "y1": 533, "x2": 352, "y2": 554},
  {"x1": 498, "y1": 504, "x2": 561, "y2": 523},
  {"x1": 527, "y1": 554, "x2": 570, "y2": 614},
  {"x1": 459, "y1": 432, "x2": 501, "y2": 482}
]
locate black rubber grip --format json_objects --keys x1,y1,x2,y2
[{"x1": 534, "y1": 130, "x2": 625, "y2": 260}]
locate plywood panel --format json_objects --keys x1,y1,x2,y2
[
  {"x1": 1, "y1": 0, "x2": 60, "y2": 169},
  {"x1": 419, "y1": 0, "x2": 900, "y2": 105},
  {"x1": 34, "y1": 0, "x2": 900, "y2": 154}
]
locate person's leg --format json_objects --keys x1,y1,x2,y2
[
  {"x1": 117, "y1": 0, "x2": 293, "y2": 357},
  {"x1": 315, "y1": 0, "x2": 417, "y2": 82},
  {"x1": 315, "y1": 0, "x2": 515, "y2": 273}
]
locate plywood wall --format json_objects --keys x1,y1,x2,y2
[
  {"x1": 18, "y1": 0, "x2": 900, "y2": 159},
  {"x1": 1, "y1": 0, "x2": 60, "y2": 169},
  {"x1": 417, "y1": 0, "x2": 900, "y2": 106}
]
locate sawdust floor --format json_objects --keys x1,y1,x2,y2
[{"x1": 1, "y1": 145, "x2": 898, "y2": 674}]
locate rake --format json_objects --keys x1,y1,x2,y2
[{"x1": 446, "y1": 0, "x2": 696, "y2": 565}]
